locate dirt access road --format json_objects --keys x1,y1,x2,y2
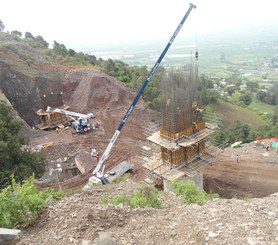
[{"x1": 204, "y1": 140, "x2": 278, "y2": 198}]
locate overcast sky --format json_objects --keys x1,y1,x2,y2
[{"x1": 1, "y1": 0, "x2": 277, "y2": 50}]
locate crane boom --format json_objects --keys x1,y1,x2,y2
[
  {"x1": 93, "y1": 3, "x2": 196, "y2": 175},
  {"x1": 46, "y1": 106, "x2": 95, "y2": 120}
]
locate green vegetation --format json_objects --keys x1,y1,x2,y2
[
  {"x1": 114, "y1": 173, "x2": 132, "y2": 183},
  {"x1": 213, "y1": 118, "x2": 278, "y2": 147},
  {"x1": 102, "y1": 180, "x2": 219, "y2": 209},
  {"x1": 1, "y1": 26, "x2": 277, "y2": 145},
  {"x1": 0, "y1": 19, "x2": 4, "y2": 31},
  {"x1": 0, "y1": 101, "x2": 46, "y2": 189},
  {"x1": 171, "y1": 180, "x2": 219, "y2": 205},
  {"x1": 248, "y1": 98, "x2": 275, "y2": 119},
  {"x1": 0, "y1": 175, "x2": 63, "y2": 228},
  {"x1": 101, "y1": 184, "x2": 162, "y2": 208}
]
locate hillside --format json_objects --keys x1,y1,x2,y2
[
  {"x1": 18, "y1": 179, "x2": 278, "y2": 245},
  {"x1": 1, "y1": 31, "x2": 278, "y2": 244},
  {"x1": 212, "y1": 100, "x2": 265, "y2": 127}
]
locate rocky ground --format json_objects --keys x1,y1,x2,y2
[{"x1": 18, "y1": 179, "x2": 278, "y2": 245}]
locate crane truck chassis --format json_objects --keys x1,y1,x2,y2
[
  {"x1": 84, "y1": 3, "x2": 197, "y2": 189},
  {"x1": 46, "y1": 106, "x2": 98, "y2": 134}
]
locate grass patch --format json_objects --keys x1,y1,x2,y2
[
  {"x1": 101, "y1": 184, "x2": 162, "y2": 209},
  {"x1": 248, "y1": 98, "x2": 275, "y2": 115},
  {"x1": 114, "y1": 173, "x2": 132, "y2": 183},
  {"x1": 211, "y1": 99, "x2": 265, "y2": 127},
  {"x1": 171, "y1": 180, "x2": 219, "y2": 205}
]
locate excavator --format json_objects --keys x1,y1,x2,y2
[
  {"x1": 84, "y1": 3, "x2": 197, "y2": 189},
  {"x1": 46, "y1": 106, "x2": 98, "y2": 134}
]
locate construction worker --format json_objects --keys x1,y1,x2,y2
[
  {"x1": 175, "y1": 133, "x2": 180, "y2": 146},
  {"x1": 193, "y1": 122, "x2": 198, "y2": 133},
  {"x1": 91, "y1": 148, "x2": 98, "y2": 157},
  {"x1": 192, "y1": 101, "x2": 203, "y2": 113}
]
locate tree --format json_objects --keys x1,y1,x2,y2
[
  {"x1": 11, "y1": 30, "x2": 22, "y2": 37},
  {"x1": 226, "y1": 121, "x2": 251, "y2": 143},
  {"x1": 226, "y1": 86, "x2": 235, "y2": 96},
  {"x1": 246, "y1": 81, "x2": 259, "y2": 91},
  {"x1": 52, "y1": 41, "x2": 68, "y2": 56},
  {"x1": 24, "y1": 31, "x2": 35, "y2": 39},
  {"x1": 0, "y1": 19, "x2": 5, "y2": 31},
  {"x1": 0, "y1": 101, "x2": 46, "y2": 189},
  {"x1": 272, "y1": 81, "x2": 278, "y2": 105},
  {"x1": 68, "y1": 48, "x2": 76, "y2": 56},
  {"x1": 238, "y1": 93, "x2": 252, "y2": 106},
  {"x1": 272, "y1": 106, "x2": 278, "y2": 125},
  {"x1": 35, "y1": 35, "x2": 49, "y2": 48},
  {"x1": 256, "y1": 90, "x2": 267, "y2": 101}
]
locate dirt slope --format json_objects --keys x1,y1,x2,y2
[
  {"x1": 26, "y1": 68, "x2": 150, "y2": 189},
  {"x1": 18, "y1": 179, "x2": 278, "y2": 245},
  {"x1": 204, "y1": 141, "x2": 278, "y2": 198}
]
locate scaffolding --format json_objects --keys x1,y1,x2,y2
[{"x1": 143, "y1": 65, "x2": 218, "y2": 188}]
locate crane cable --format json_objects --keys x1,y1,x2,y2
[{"x1": 195, "y1": 12, "x2": 199, "y2": 61}]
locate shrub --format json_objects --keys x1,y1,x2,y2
[
  {"x1": 238, "y1": 93, "x2": 252, "y2": 106},
  {"x1": 0, "y1": 175, "x2": 63, "y2": 228},
  {"x1": 101, "y1": 184, "x2": 161, "y2": 208},
  {"x1": 171, "y1": 180, "x2": 219, "y2": 205}
]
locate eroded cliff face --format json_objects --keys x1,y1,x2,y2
[
  {"x1": 0, "y1": 60, "x2": 144, "y2": 127},
  {"x1": 0, "y1": 61, "x2": 66, "y2": 126},
  {"x1": 0, "y1": 61, "x2": 38, "y2": 125}
]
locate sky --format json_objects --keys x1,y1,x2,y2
[{"x1": 1, "y1": 0, "x2": 278, "y2": 50}]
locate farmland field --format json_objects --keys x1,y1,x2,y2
[{"x1": 211, "y1": 100, "x2": 266, "y2": 127}]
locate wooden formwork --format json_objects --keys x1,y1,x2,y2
[
  {"x1": 160, "y1": 140, "x2": 206, "y2": 166},
  {"x1": 160, "y1": 120, "x2": 205, "y2": 140}
]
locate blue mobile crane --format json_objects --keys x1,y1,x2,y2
[{"x1": 85, "y1": 3, "x2": 197, "y2": 187}]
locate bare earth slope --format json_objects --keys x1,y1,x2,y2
[
  {"x1": 204, "y1": 141, "x2": 278, "y2": 198},
  {"x1": 18, "y1": 179, "x2": 278, "y2": 245},
  {"x1": 27, "y1": 68, "x2": 150, "y2": 189}
]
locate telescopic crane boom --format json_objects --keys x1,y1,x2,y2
[
  {"x1": 88, "y1": 3, "x2": 197, "y2": 185},
  {"x1": 46, "y1": 106, "x2": 97, "y2": 134},
  {"x1": 46, "y1": 106, "x2": 95, "y2": 120}
]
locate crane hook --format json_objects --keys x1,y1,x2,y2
[{"x1": 195, "y1": 50, "x2": 198, "y2": 61}]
